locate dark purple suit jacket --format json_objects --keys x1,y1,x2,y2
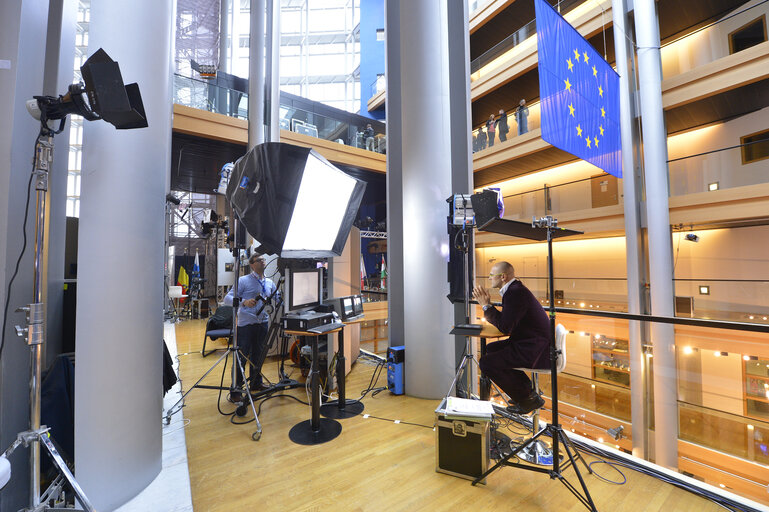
[{"x1": 483, "y1": 280, "x2": 551, "y2": 368}]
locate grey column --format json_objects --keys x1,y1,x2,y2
[
  {"x1": 75, "y1": 1, "x2": 173, "y2": 509},
  {"x1": 248, "y1": 0, "x2": 266, "y2": 148},
  {"x1": 633, "y1": 0, "x2": 678, "y2": 470},
  {"x1": 0, "y1": 2, "x2": 49, "y2": 509},
  {"x1": 42, "y1": 0, "x2": 77, "y2": 368},
  {"x1": 265, "y1": 0, "x2": 281, "y2": 142},
  {"x1": 219, "y1": 0, "x2": 231, "y2": 73},
  {"x1": 612, "y1": 0, "x2": 648, "y2": 460},
  {"x1": 385, "y1": 0, "x2": 473, "y2": 398}
]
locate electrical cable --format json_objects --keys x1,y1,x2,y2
[{"x1": 0, "y1": 133, "x2": 39, "y2": 363}]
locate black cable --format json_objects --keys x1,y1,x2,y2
[
  {"x1": 0, "y1": 134, "x2": 40, "y2": 362},
  {"x1": 587, "y1": 459, "x2": 627, "y2": 485},
  {"x1": 363, "y1": 414, "x2": 433, "y2": 430}
]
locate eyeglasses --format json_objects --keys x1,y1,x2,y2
[{"x1": 488, "y1": 272, "x2": 504, "y2": 277}]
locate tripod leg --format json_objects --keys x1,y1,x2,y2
[
  {"x1": 233, "y1": 350, "x2": 262, "y2": 440},
  {"x1": 164, "y1": 349, "x2": 231, "y2": 423},
  {"x1": 556, "y1": 430, "x2": 597, "y2": 511},
  {"x1": 38, "y1": 433, "x2": 95, "y2": 511},
  {"x1": 560, "y1": 429, "x2": 593, "y2": 474}
]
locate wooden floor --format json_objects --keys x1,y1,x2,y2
[{"x1": 175, "y1": 319, "x2": 726, "y2": 512}]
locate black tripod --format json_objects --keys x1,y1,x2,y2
[
  {"x1": 471, "y1": 215, "x2": 596, "y2": 512},
  {"x1": 164, "y1": 220, "x2": 262, "y2": 440}
]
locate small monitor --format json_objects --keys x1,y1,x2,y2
[
  {"x1": 341, "y1": 297, "x2": 354, "y2": 317},
  {"x1": 352, "y1": 295, "x2": 363, "y2": 316},
  {"x1": 287, "y1": 268, "x2": 322, "y2": 312}
]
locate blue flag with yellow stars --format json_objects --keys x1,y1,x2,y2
[{"x1": 535, "y1": 0, "x2": 621, "y2": 177}]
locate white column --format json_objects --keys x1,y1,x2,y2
[
  {"x1": 75, "y1": 1, "x2": 173, "y2": 509},
  {"x1": 265, "y1": 0, "x2": 281, "y2": 141},
  {"x1": 633, "y1": 0, "x2": 678, "y2": 470},
  {"x1": 385, "y1": 0, "x2": 473, "y2": 398},
  {"x1": 248, "y1": 0, "x2": 266, "y2": 148},
  {"x1": 612, "y1": 0, "x2": 649, "y2": 460}
]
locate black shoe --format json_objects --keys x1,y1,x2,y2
[
  {"x1": 249, "y1": 382, "x2": 270, "y2": 394},
  {"x1": 506, "y1": 393, "x2": 545, "y2": 415}
]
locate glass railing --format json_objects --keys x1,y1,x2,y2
[
  {"x1": 174, "y1": 73, "x2": 248, "y2": 118},
  {"x1": 660, "y1": 1, "x2": 769, "y2": 80},
  {"x1": 482, "y1": 308, "x2": 769, "y2": 505},
  {"x1": 668, "y1": 142, "x2": 769, "y2": 196},
  {"x1": 174, "y1": 73, "x2": 386, "y2": 154},
  {"x1": 472, "y1": 100, "x2": 541, "y2": 152},
  {"x1": 370, "y1": 76, "x2": 386, "y2": 98},
  {"x1": 469, "y1": 0, "x2": 583, "y2": 76}
]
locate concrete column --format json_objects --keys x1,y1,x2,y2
[
  {"x1": 219, "y1": 0, "x2": 231, "y2": 73},
  {"x1": 42, "y1": 0, "x2": 77, "y2": 368},
  {"x1": 385, "y1": 0, "x2": 473, "y2": 398},
  {"x1": 265, "y1": 0, "x2": 281, "y2": 141},
  {"x1": 248, "y1": 0, "x2": 266, "y2": 148},
  {"x1": 0, "y1": 3, "x2": 49, "y2": 509},
  {"x1": 612, "y1": 0, "x2": 649, "y2": 460},
  {"x1": 633, "y1": 0, "x2": 678, "y2": 470},
  {"x1": 75, "y1": 1, "x2": 173, "y2": 509}
]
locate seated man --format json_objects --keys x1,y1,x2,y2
[{"x1": 472, "y1": 261, "x2": 550, "y2": 414}]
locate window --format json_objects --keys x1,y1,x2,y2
[
  {"x1": 376, "y1": 28, "x2": 384, "y2": 41},
  {"x1": 741, "y1": 129, "x2": 769, "y2": 164},
  {"x1": 729, "y1": 16, "x2": 767, "y2": 54}
]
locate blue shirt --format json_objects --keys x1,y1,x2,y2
[{"x1": 223, "y1": 272, "x2": 279, "y2": 326}]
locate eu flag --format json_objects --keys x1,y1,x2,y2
[{"x1": 535, "y1": 0, "x2": 621, "y2": 177}]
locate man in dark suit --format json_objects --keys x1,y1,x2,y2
[{"x1": 472, "y1": 261, "x2": 550, "y2": 414}]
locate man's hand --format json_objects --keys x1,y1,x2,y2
[
  {"x1": 243, "y1": 298, "x2": 257, "y2": 308},
  {"x1": 472, "y1": 286, "x2": 490, "y2": 307}
]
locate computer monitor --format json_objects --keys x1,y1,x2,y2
[
  {"x1": 342, "y1": 297, "x2": 354, "y2": 318},
  {"x1": 286, "y1": 268, "x2": 322, "y2": 312},
  {"x1": 352, "y1": 295, "x2": 363, "y2": 316}
]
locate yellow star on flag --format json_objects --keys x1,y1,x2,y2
[
  {"x1": 564, "y1": 78, "x2": 572, "y2": 91},
  {"x1": 592, "y1": 65, "x2": 597, "y2": 77},
  {"x1": 576, "y1": 124, "x2": 583, "y2": 137},
  {"x1": 598, "y1": 85, "x2": 603, "y2": 97},
  {"x1": 594, "y1": 137, "x2": 599, "y2": 147},
  {"x1": 568, "y1": 104, "x2": 575, "y2": 117},
  {"x1": 567, "y1": 58, "x2": 574, "y2": 72},
  {"x1": 574, "y1": 48, "x2": 580, "y2": 61},
  {"x1": 601, "y1": 107, "x2": 605, "y2": 118},
  {"x1": 583, "y1": 52, "x2": 589, "y2": 64},
  {"x1": 585, "y1": 136, "x2": 592, "y2": 148},
  {"x1": 599, "y1": 125, "x2": 604, "y2": 136}
]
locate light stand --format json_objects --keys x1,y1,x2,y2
[
  {"x1": 470, "y1": 215, "x2": 596, "y2": 512},
  {"x1": 3, "y1": 48, "x2": 147, "y2": 511},
  {"x1": 447, "y1": 224, "x2": 482, "y2": 398},
  {"x1": 164, "y1": 218, "x2": 263, "y2": 441}
]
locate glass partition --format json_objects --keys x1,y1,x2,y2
[{"x1": 668, "y1": 143, "x2": 769, "y2": 196}]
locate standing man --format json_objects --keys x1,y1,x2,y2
[
  {"x1": 224, "y1": 253, "x2": 278, "y2": 397},
  {"x1": 472, "y1": 261, "x2": 550, "y2": 414},
  {"x1": 364, "y1": 123, "x2": 376, "y2": 151},
  {"x1": 497, "y1": 108, "x2": 509, "y2": 142},
  {"x1": 515, "y1": 98, "x2": 529, "y2": 135}
]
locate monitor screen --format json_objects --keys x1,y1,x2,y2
[
  {"x1": 352, "y1": 295, "x2": 363, "y2": 315},
  {"x1": 289, "y1": 269, "x2": 321, "y2": 311},
  {"x1": 342, "y1": 297, "x2": 354, "y2": 317}
]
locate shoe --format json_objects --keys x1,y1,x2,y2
[
  {"x1": 506, "y1": 393, "x2": 545, "y2": 415},
  {"x1": 249, "y1": 382, "x2": 270, "y2": 394}
]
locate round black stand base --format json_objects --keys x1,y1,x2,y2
[
  {"x1": 320, "y1": 400, "x2": 364, "y2": 419},
  {"x1": 288, "y1": 418, "x2": 342, "y2": 445}
]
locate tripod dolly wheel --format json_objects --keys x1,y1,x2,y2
[
  {"x1": 236, "y1": 404, "x2": 247, "y2": 417},
  {"x1": 251, "y1": 431, "x2": 261, "y2": 441}
]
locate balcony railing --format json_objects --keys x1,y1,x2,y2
[{"x1": 174, "y1": 73, "x2": 386, "y2": 154}]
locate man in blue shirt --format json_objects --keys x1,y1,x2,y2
[{"x1": 224, "y1": 253, "x2": 279, "y2": 396}]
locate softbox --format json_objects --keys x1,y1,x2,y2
[{"x1": 226, "y1": 142, "x2": 367, "y2": 258}]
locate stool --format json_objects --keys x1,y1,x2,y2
[{"x1": 513, "y1": 323, "x2": 568, "y2": 465}]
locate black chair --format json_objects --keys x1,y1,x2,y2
[{"x1": 202, "y1": 305, "x2": 233, "y2": 357}]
